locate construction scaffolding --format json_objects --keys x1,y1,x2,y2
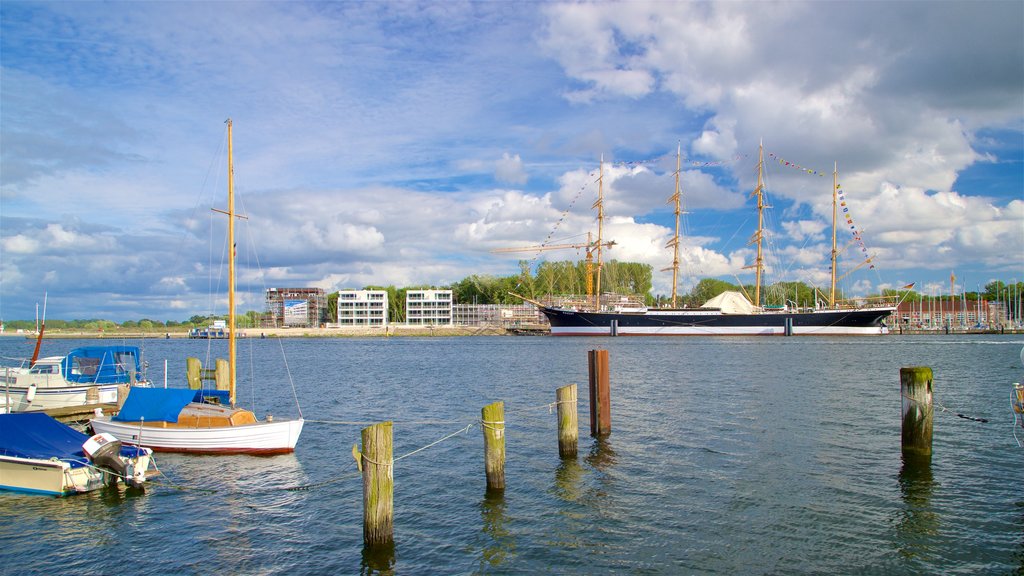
[
  {"x1": 452, "y1": 304, "x2": 545, "y2": 327},
  {"x1": 265, "y1": 288, "x2": 327, "y2": 328}
]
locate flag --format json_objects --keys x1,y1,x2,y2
[{"x1": 902, "y1": 282, "x2": 916, "y2": 290}]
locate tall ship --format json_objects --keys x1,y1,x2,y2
[{"x1": 521, "y1": 143, "x2": 895, "y2": 336}]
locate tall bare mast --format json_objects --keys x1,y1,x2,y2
[
  {"x1": 744, "y1": 140, "x2": 766, "y2": 307},
  {"x1": 227, "y1": 119, "x2": 236, "y2": 407},
  {"x1": 213, "y1": 119, "x2": 244, "y2": 406},
  {"x1": 829, "y1": 162, "x2": 838, "y2": 308},
  {"x1": 593, "y1": 155, "x2": 606, "y2": 310},
  {"x1": 664, "y1": 143, "x2": 683, "y2": 307}
]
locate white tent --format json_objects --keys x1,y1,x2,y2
[{"x1": 700, "y1": 291, "x2": 757, "y2": 314}]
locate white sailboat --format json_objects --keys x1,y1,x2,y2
[{"x1": 91, "y1": 119, "x2": 304, "y2": 454}]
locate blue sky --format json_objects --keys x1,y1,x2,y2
[{"x1": 1, "y1": 1, "x2": 1022, "y2": 322}]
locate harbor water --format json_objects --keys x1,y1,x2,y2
[{"x1": 1, "y1": 335, "x2": 1021, "y2": 574}]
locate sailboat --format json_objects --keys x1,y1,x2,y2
[
  {"x1": 91, "y1": 119, "x2": 304, "y2": 454},
  {"x1": 523, "y1": 142, "x2": 895, "y2": 336}
]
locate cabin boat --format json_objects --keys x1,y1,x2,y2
[{"x1": 1, "y1": 345, "x2": 150, "y2": 413}]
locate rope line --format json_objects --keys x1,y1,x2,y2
[
  {"x1": 902, "y1": 393, "x2": 990, "y2": 423},
  {"x1": 306, "y1": 418, "x2": 465, "y2": 426},
  {"x1": 394, "y1": 422, "x2": 475, "y2": 463}
]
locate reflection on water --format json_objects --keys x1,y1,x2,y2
[
  {"x1": 360, "y1": 540, "x2": 396, "y2": 575},
  {"x1": 553, "y1": 458, "x2": 585, "y2": 503},
  {"x1": 896, "y1": 453, "x2": 937, "y2": 562},
  {"x1": 478, "y1": 490, "x2": 513, "y2": 571},
  {"x1": 585, "y1": 436, "x2": 617, "y2": 472}
]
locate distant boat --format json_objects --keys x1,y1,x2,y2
[
  {"x1": 521, "y1": 143, "x2": 895, "y2": 336},
  {"x1": 1, "y1": 345, "x2": 150, "y2": 413},
  {"x1": 0, "y1": 413, "x2": 152, "y2": 496},
  {"x1": 91, "y1": 119, "x2": 304, "y2": 454}
]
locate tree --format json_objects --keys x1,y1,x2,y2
[{"x1": 689, "y1": 278, "x2": 738, "y2": 305}]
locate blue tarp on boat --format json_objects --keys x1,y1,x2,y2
[
  {"x1": 113, "y1": 387, "x2": 196, "y2": 423},
  {"x1": 0, "y1": 413, "x2": 145, "y2": 468},
  {"x1": 60, "y1": 345, "x2": 145, "y2": 385}
]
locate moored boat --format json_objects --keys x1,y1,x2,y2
[
  {"x1": 0, "y1": 412, "x2": 152, "y2": 496},
  {"x1": 525, "y1": 143, "x2": 895, "y2": 336},
  {"x1": 1, "y1": 345, "x2": 151, "y2": 412},
  {"x1": 90, "y1": 119, "x2": 303, "y2": 454}
]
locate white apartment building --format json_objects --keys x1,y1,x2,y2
[
  {"x1": 406, "y1": 289, "x2": 453, "y2": 326},
  {"x1": 336, "y1": 290, "x2": 389, "y2": 327}
]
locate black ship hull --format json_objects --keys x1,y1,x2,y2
[{"x1": 541, "y1": 306, "x2": 893, "y2": 336}]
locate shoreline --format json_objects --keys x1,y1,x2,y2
[
  {"x1": 2, "y1": 326, "x2": 1021, "y2": 339},
  {"x1": 0, "y1": 325, "x2": 530, "y2": 339}
]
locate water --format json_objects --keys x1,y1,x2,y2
[{"x1": 1, "y1": 335, "x2": 1021, "y2": 574}]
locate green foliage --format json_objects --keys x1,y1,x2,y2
[{"x1": 11, "y1": 274, "x2": 1024, "y2": 327}]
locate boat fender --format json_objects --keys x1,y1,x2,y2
[
  {"x1": 26, "y1": 383, "x2": 36, "y2": 403},
  {"x1": 83, "y1": 433, "x2": 129, "y2": 486}
]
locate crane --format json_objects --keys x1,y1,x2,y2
[{"x1": 491, "y1": 232, "x2": 615, "y2": 298}]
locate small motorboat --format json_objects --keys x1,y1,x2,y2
[{"x1": 0, "y1": 412, "x2": 153, "y2": 496}]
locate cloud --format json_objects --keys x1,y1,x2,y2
[{"x1": 495, "y1": 153, "x2": 528, "y2": 185}]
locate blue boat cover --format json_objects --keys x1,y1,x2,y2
[
  {"x1": 61, "y1": 345, "x2": 144, "y2": 385},
  {"x1": 113, "y1": 387, "x2": 196, "y2": 423},
  {"x1": 0, "y1": 413, "x2": 145, "y2": 468}
]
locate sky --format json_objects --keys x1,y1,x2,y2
[{"x1": 1, "y1": 1, "x2": 1022, "y2": 322}]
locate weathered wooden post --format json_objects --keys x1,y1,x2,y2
[
  {"x1": 186, "y1": 357, "x2": 202, "y2": 389},
  {"x1": 116, "y1": 384, "x2": 130, "y2": 409},
  {"x1": 355, "y1": 421, "x2": 394, "y2": 546},
  {"x1": 86, "y1": 386, "x2": 100, "y2": 404},
  {"x1": 556, "y1": 384, "x2": 578, "y2": 458},
  {"x1": 215, "y1": 358, "x2": 229, "y2": 391},
  {"x1": 900, "y1": 367, "x2": 933, "y2": 457},
  {"x1": 481, "y1": 401, "x2": 506, "y2": 491},
  {"x1": 588, "y1": 349, "x2": 611, "y2": 437}
]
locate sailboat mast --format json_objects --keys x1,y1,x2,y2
[
  {"x1": 748, "y1": 140, "x2": 766, "y2": 307},
  {"x1": 830, "y1": 162, "x2": 838, "y2": 308},
  {"x1": 227, "y1": 118, "x2": 237, "y2": 407},
  {"x1": 593, "y1": 155, "x2": 605, "y2": 310},
  {"x1": 668, "y1": 143, "x2": 682, "y2": 307}
]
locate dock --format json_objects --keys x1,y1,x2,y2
[{"x1": 43, "y1": 403, "x2": 119, "y2": 424}]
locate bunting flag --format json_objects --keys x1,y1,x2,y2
[
  {"x1": 835, "y1": 182, "x2": 874, "y2": 268},
  {"x1": 766, "y1": 152, "x2": 827, "y2": 176},
  {"x1": 613, "y1": 153, "x2": 745, "y2": 169}
]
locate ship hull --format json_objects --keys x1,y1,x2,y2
[{"x1": 541, "y1": 307, "x2": 893, "y2": 336}]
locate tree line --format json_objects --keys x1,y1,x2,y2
[{"x1": 4, "y1": 260, "x2": 1021, "y2": 328}]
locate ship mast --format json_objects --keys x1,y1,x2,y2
[
  {"x1": 665, "y1": 143, "x2": 683, "y2": 307},
  {"x1": 744, "y1": 140, "x2": 766, "y2": 307},
  {"x1": 593, "y1": 155, "x2": 605, "y2": 310},
  {"x1": 227, "y1": 118, "x2": 237, "y2": 407},
  {"x1": 829, "y1": 162, "x2": 838, "y2": 308}
]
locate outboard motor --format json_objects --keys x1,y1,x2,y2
[{"x1": 83, "y1": 433, "x2": 134, "y2": 488}]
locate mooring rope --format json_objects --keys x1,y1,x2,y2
[{"x1": 900, "y1": 392, "x2": 995, "y2": 424}]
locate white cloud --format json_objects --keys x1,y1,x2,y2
[{"x1": 495, "y1": 153, "x2": 528, "y2": 185}]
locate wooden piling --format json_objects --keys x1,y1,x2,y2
[
  {"x1": 215, "y1": 358, "x2": 229, "y2": 391},
  {"x1": 358, "y1": 421, "x2": 394, "y2": 546},
  {"x1": 116, "y1": 384, "x2": 130, "y2": 410},
  {"x1": 481, "y1": 401, "x2": 506, "y2": 491},
  {"x1": 900, "y1": 366, "x2": 934, "y2": 457},
  {"x1": 556, "y1": 384, "x2": 578, "y2": 458},
  {"x1": 186, "y1": 357, "x2": 202, "y2": 389},
  {"x1": 588, "y1": 349, "x2": 611, "y2": 437}
]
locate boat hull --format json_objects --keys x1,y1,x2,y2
[
  {"x1": 541, "y1": 307, "x2": 893, "y2": 336},
  {"x1": 0, "y1": 382, "x2": 124, "y2": 413},
  {"x1": 0, "y1": 451, "x2": 152, "y2": 497},
  {"x1": 90, "y1": 417, "x2": 304, "y2": 455}
]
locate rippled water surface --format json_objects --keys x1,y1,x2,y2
[{"x1": 1, "y1": 335, "x2": 1022, "y2": 574}]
